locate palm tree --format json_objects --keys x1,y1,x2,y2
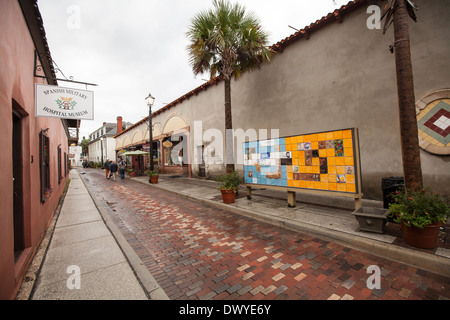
[
  {"x1": 80, "y1": 137, "x2": 90, "y2": 154},
  {"x1": 186, "y1": 0, "x2": 272, "y2": 173},
  {"x1": 381, "y1": 0, "x2": 423, "y2": 192}
]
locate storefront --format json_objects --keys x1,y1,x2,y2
[
  {"x1": 115, "y1": 113, "x2": 191, "y2": 177},
  {"x1": 143, "y1": 141, "x2": 160, "y2": 168},
  {"x1": 116, "y1": 148, "x2": 144, "y2": 176},
  {"x1": 159, "y1": 130, "x2": 189, "y2": 175}
]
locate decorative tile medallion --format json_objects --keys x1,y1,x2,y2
[
  {"x1": 416, "y1": 92, "x2": 450, "y2": 155},
  {"x1": 418, "y1": 100, "x2": 450, "y2": 145}
]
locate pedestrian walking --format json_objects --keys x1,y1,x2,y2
[
  {"x1": 109, "y1": 161, "x2": 118, "y2": 181},
  {"x1": 118, "y1": 158, "x2": 127, "y2": 179},
  {"x1": 104, "y1": 159, "x2": 111, "y2": 179}
]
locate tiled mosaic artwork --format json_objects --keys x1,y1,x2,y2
[{"x1": 243, "y1": 129, "x2": 360, "y2": 194}]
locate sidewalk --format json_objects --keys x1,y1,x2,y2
[
  {"x1": 22, "y1": 169, "x2": 449, "y2": 300},
  {"x1": 132, "y1": 174, "x2": 450, "y2": 278},
  {"x1": 27, "y1": 170, "x2": 167, "y2": 300}
]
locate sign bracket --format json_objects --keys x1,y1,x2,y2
[{"x1": 34, "y1": 50, "x2": 98, "y2": 87}]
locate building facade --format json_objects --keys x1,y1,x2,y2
[
  {"x1": 115, "y1": 0, "x2": 449, "y2": 199},
  {"x1": 115, "y1": 112, "x2": 191, "y2": 175},
  {"x1": 88, "y1": 116, "x2": 132, "y2": 164},
  {"x1": 69, "y1": 146, "x2": 83, "y2": 167},
  {"x1": 0, "y1": 0, "x2": 76, "y2": 299}
]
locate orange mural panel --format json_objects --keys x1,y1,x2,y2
[{"x1": 243, "y1": 128, "x2": 361, "y2": 194}]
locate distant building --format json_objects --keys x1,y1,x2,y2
[
  {"x1": 88, "y1": 116, "x2": 132, "y2": 164},
  {"x1": 69, "y1": 146, "x2": 83, "y2": 167}
]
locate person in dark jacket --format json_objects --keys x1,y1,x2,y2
[
  {"x1": 118, "y1": 158, "x2": 127, "y2": 179},
  {"x1": 104, "y1": 159, "x2": 111, "y2": 179},
  {"x1": 109, "y1": 161, "x2": 118, "y2": 181}
]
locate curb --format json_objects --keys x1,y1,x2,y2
[
  {"x1": 136, "y1": 178, "x2": 450, "y2": 278},
  {"x1": 78, "y1": 171, "x2": 169, "y2": 300}
]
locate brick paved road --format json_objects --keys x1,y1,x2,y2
[{"x1": 80, "y1": 169, "x2": 450, "y2": 300}]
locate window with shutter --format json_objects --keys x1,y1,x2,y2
[{"x1": 39, "y1": 130, "x2": 50, "y2": 202}]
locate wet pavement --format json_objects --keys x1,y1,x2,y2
[{"x1": 79, "y1": 168, "x2": 450, "y2": 300}]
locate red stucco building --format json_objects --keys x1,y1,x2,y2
[{"x1": 0, "y1": 0, "x2": 78, "y2": 299}]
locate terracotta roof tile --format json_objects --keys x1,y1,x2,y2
[{"x1": 271, "y1": 0, "x2": 365, "y2": 52}]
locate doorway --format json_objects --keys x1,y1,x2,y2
[
  {"x1": 198, "y1": 145, "x2": 206, "y2": 177},
  {"x1": 12, "y1": 109, "x2": 24, "y2": 262}
]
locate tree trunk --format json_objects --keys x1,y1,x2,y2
[
  {"x1": 392, "y1": 0, "x2": 423, "y2": 192},
  {"x1": 224, "y1": 78, "x2": 235, "y2": 173}
]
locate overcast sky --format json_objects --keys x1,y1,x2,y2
[{"x1": 38, "y1": 0, "x2": 350, "y2": 141}]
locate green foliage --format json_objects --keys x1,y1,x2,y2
[
  {"x1": 388, "y1": 187, "x2": 449, "y2": 229},
  {"x1": 216, "y1": 170, "x2": 241, "y2": 191},
  {"x1": 186, "y1": 0, "x2": 273, "y2": 80},
  {"x1": 145, "y1": 169, "x2": 159, "y2": 177},
  {"x1": 80, "y1": 138, "x2": 91, "y2": 153}
]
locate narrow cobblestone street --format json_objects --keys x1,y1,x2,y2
[{"x1": 80, "y1": 169, "x2": 450, "y2": 300}]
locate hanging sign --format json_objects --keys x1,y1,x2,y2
[{"x1": 35, "y1": 83, "x2": 94, "y2": 120}]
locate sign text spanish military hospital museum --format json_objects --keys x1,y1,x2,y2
[{"x1": 35, "y1": 83, "x2": 94, "y2": 120}]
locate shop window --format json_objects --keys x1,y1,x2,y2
[
  {"x1": 143, "y1": 141, "x2": 160, "y2": 168},
  {"x1": 39, "y1": 130, "x2": 50, "y2": 202},
  {"x1": 163, "y1": 136, "x2": 184, "y2": 166}
]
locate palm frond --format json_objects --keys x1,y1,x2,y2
[
  {"x1": 381, "y1": 0, "x2": 396, "y2": 34},
  {"x1": 406, "y1": 0, "x2": 418, "y2": 10},
  {"x1": 186, "y1": 0, "x2": 272, "y2": 80},
  {"x1": 380, "y1": 0, "x2": 418, "y2": 34},
  {"x1": 406, "y1": 0, "x2": 418, "y2": 22}
]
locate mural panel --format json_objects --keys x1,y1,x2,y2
[{"x1": 243, "y1": 128, "x2": 361, "y2": 194}]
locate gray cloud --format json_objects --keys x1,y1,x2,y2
[{"x1": 38, "y1": 0, "x2": 348, "y2": 140}]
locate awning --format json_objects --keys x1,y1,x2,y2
[{"x1": 121, "y1": 150, "x2": 149, "y2": 156}]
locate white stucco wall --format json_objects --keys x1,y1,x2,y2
[{"x1": 114, "y1": 0, "x2": 450, "y2": 199}]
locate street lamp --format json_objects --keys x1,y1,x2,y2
[
  {"x1": 145, "y1": 93, "x2": 156, "y2": 173},
  {"x1": 100, "y1": 137, "x2": 105, "y2": 168}
]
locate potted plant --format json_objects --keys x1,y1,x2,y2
[
  {"x1": 145, "y1": 169, "x2": 159, "y2": 184},
  {"x1": 389, "y1": 187, "x2": 449, "y2": 249},
  {"x1": 127, "y1": 168, "x2": 135, "y2": 177},
  {"x1": 216, "y1": 171, "x2": 241, "y2": 204},
  {"x1": 44, "y1": 187, "x2": 53, "y2": 199}
]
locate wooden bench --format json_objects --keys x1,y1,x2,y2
[{"x1": 245, "y1": 184, "x2": 363, "y2": 211}]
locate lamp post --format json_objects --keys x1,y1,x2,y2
[
  {"x1": 145, "y1": 93, "x2": 156, "y2": 173},
  {"x1": 100, "y1": 137, "x2": 104, "y2": 168}
]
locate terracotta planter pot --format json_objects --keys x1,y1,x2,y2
[
  {"x1": 401, "y1": 221, "x2": 443, "y2": 249},
  {"x1": 150, "y1": 175, "x2": 159, "y2": 184},
  {"x1": 221, "y1": 189, "x2": 236, "y2": 204}
]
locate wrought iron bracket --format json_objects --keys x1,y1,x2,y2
[{"x1": 34, "y1": 50, "x2": 98, "y2": 87}]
